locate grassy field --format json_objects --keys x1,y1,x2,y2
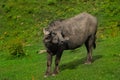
[
  {"x1": 0, "y1": 35, "x2": 120, "y2": 80},
  {"x1": 0, "y1": 0, "x2": 120, "y2": 80}
]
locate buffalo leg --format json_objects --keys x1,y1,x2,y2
[
  {"x1": 45, "y1": 52, "x2": 52, "y2": 77},
  {"x1": 53, "y1": 51, "x2": 63, "y2": 75},
  {"x1": 85, "y1": 35, "x2": 94, "y2": 64}
]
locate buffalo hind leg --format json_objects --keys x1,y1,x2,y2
[
  {"x1": 53, "y1": 51, "x2": 63, "y2": 76},
  {"x1": 85, "y1": 35, "x2": 95, "y2": 64},
  {"x1": 44, "y1": 52, "x2": 52, "y2": 77}
]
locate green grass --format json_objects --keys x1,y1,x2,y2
[
  {"x1": 0, "y1": 0, "x2": 120, "y2": 47},
  {"x1": 0, "y1": 36, "x2": 120, "y2": 80},
  {"x1": 0, "y1": 0, "x2": 120, "y2": 80}
]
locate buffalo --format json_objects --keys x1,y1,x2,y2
[{"x1": 43, "y1": 12, "x2": 98, "y2": 77}]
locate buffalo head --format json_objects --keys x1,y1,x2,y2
[{"x1": 43, "y1": 28, "x2": 59, "y2": 44}]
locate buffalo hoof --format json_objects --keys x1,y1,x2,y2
[
  {"x1": 52, "y1": 71, "x2": 59, "y2": 76},
  {"x1": 52, "y1": 72, "x2": 58, "y2": 76},
  {"x1": 44, "y1": 75, "x2": 48, "y2": 78},
  {"x1": 44, "y1": 74, "x2": 51, "y2": 78},
  {"x1": 44, "y1": 72, "x2": 52, "y2": 78},
  {"x1": 52, "y1": 74, "x2": 56, "y2": 76},
  {"x1": 84, "y1": 61, "x2": 92, "y2": 64}
]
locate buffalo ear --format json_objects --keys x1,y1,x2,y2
[{"x1": 43, "y1": 28, "x2": 50, "y2": 35}]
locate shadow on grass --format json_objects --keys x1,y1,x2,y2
[{"x1": 60, "y1": 55, "x2": 102, "y2": 71}]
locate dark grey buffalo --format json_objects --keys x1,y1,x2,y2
[{"x1": 43, "y1": 12, "x2": 97, "y2": 77}]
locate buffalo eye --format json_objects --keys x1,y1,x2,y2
[
  {"x1": 51, "y1": 32, "x2": 56, "y2": 36},
  {"x1": 45, "y1": 35, "x2": 51, "y2": 39}
]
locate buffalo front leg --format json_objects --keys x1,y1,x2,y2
[
  {"x1": 53, "y1": 51, "x2": 63, "y2": 76},
  {"x1": 44, "y1": 53, "x2": 52, "y2": 77}
]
